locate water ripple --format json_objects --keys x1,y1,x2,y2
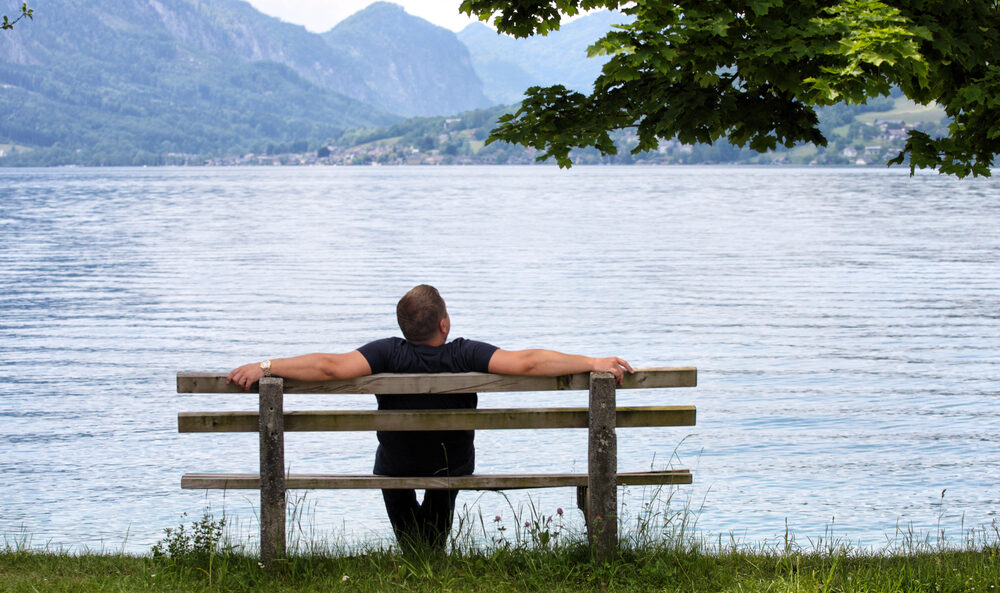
[{"x1": 2, "y1": 166, "x2": 998, "y2": 552}]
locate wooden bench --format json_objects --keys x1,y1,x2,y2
[{"x1": 176, "y1": 367, "x2": 697, "y2": 562}]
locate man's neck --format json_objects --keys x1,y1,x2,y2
[{"x1": 410, "y1": 334, "x2": 447, "y2": 347}]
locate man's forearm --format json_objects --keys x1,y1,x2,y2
[
  {"x1": 517, "y1": 350, "x2": 599, "y2": 376},
  {"x1": 267, "y1": 354, "x2": 343, "y2": 381},
  {"x1": 489, "y1": 349, "x2": 633, "y2": 384},
  {"x1": 227, "y1": 351, "x2": 371, "y2": 390}
]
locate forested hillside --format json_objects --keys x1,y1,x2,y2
[
  {"x1": 240, "y1": 94, "x2": 945, "y2": 168},
  {"x1": 0, "y1": 0, "x2": 490, "y2": 165},
  {"x1": 0, "y1": 2, "x2": 949, "y2": 167}
]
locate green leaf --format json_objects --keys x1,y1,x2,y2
[{"x1": 463, "y1": 0, "x2": 1000, "y2": 176}]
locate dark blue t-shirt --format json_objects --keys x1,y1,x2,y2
[{"x1": 357, "y1": 337, "x2": 498, "y2": 477}]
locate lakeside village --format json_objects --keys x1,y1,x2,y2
[{"x1": 183, "y1": 116, "x2": 930, "y2": 168}]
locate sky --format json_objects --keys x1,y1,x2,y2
[{"x1": 244, "y1": 1, "x2": 478, "y2": 33}]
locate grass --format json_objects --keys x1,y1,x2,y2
[
  {"x1": 3, "y1": 486, "x2": 997, "y2": 592},
  {"x1": 854, "y1": 96, "x2": 947, "y2": 125},
  {"x1": 830, "y1": 96, "x2": 948, "y2": 137},
  {"x1": 3, "y1": 498, "x2": 998, "y2": 593},
  {"x1": 3, "y1": 533, "x2": 998, "y2": 592},
  {"x1": 0, "y1": 142, "x2": 32, "y2": 154},
  {"x1": 350, "y1": 134, "x2": 406, "y2": 150}
]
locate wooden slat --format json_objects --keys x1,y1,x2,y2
[
  {"x1": 178, "y1": 405, "x2": 697, "y2": 433},
  {"x1": 176, "y1": 367, "x2": 697, "y2": 395},
  {"x1": 181, "y1": 470, "x2": 693, "y2": 490}
]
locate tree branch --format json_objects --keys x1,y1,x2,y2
[{"x1": 2, "y1": 3, "x2": 33, "y2": 30}]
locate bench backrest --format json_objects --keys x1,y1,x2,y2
[
  {"x1": 177, "y1": 367, "x2": 697, "y2": 394},
  {"x1": 178, "y1": 367, "x2": 696, "y2": 432}
]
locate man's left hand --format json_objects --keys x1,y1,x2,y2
[{"x1": 227, "y1": 362, "x2": 265, "y2": 391}]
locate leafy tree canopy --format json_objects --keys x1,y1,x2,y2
[
  {"x1": 461, "y1": 0, "x2": 1000, "y2": 177},
  {"x1": 2, "y1": 2, "x2": 32, "y2": 29}
]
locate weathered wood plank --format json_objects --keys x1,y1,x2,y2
[
  {"x1": 258, "y1": 378, "x2": 285, "y2": 564},
  {"x1": 181, "y1": 470, "x2": 693, "y2": 490},
  {"x1": 176, "y1": 367, "x2": 697, "y2": 394},
  {"x1": 178, "y1": 406, "x2": 697, "y2": 433}
]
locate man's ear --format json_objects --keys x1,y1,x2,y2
[{"x1": 440, "y1": 315, "x2": 450, "y2": 336}]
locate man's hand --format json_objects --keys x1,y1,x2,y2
[
  {"x1": 591, "y1": 356, "x2": 634, "y2": 385},
  {"x1": 227, "y1": 362, "x2": 265, "y2": 391}
]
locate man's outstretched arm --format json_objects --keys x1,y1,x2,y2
[
  {"x1": 227, "y1": 351, "x2": 372, "y2": 390},
  {"x1": 487, "y1": 349, "x2": 633, "y2": 384}
]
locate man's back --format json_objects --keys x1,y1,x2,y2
[{"x1": 357, "y1": 337, "x2": 497, "y2": 476}]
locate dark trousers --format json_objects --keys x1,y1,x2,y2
[{"x1": 381, "y1": 488, "x2": 460, "y2": 550}]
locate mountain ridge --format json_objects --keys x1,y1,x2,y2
[
  {"x1": 458, "y1": 11, "x2": 631, "y2": 104},
  {"x1": 0, "y1": 0, "x2": 398, "y2": 163},
  {"x1": 323, "y1": 2, "x2": 491, "y2": 116},
  {"x1": 0, "y1": 1, "x2": 624, "y2": 165},
  {"x1": 0, "y1": 0, "x2": 494, "y2": 164}
]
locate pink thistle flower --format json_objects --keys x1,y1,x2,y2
[
  {"x1": 494, "y1": 515, "x2": 501, "y2": 522},
  {"x1": 524, "y1": 521, "x2": 531, "y2": 527},
  {"x1": 557, "y1": 508, "x2": 564, "y2": 516}
]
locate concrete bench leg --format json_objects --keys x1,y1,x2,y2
[
  {"x1": 588, "y1": 372, "x2": 617, "y2": 561},
  {"x1": 259, "y1": 377, "x2": 285, "y2": 565}
]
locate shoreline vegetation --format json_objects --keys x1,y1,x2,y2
[
  {"x1": 0, "y1": 95, "x2": 948, "y2": 168},
  {"x1": 3, "y1": 531, "x2": 997, "y2": 593},
  {"x1": 3, "y1": 504, "x2": 998, "y2": 593},
  {"x1": 2, "y1": 547, "x2": 998, "y2": 593}
]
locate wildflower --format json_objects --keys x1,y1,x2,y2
[
  {"x1": 257, "y1": 562, "x2": 265, "y2": 569},
  {"x1": 524, "y1": 521, "x2": 531, "y2": 527},
  {"x1": 557, "y1": 508, "x2": 564, "y2": 516},
  {"x1": 494, "y1": 515, "x2": 501, "y2": 522},
  {"x1": 341, "y1": 575, "x2": 350, "y2": 582}
]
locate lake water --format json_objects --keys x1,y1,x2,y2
[{"x1": 2, "y1": 165, "x2": 998, "y2": 553}]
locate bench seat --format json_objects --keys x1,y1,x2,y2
[{"x1": 181, "y1": 469, "x2": 693, "y2": 490}]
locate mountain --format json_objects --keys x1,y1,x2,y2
[
  {"x1": 0, "y1": 0, "x2": 399, "y2": 164},
  {"x1": 458, "y1": 11, "x2": 632, "y2": 105},
  {"x1": 322, "y1": 2, "x2": 491, "y2": 117},
  {"x1": 0, "y1": 0, "x2": 492, "y2": 165}
]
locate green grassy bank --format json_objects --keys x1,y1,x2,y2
[
  {"x1": 3, "y1": 545, "x2": 998, "y2": 593},
  {"x1": 4, "y1": 535, "x2": 999, "y2": 593},
  {"x1": 5, "y1": 505, "x2": 998, "y2": 593}
]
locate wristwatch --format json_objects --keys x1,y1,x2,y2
[{"x1": 260, "y1": 360, "x2": 272, "y2": 377}]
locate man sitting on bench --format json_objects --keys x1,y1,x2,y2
[{"x1": 227, "y1": 284, "x2": 632, "y2": 550}]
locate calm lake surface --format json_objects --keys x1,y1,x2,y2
[{"x1": 2, "y1": 165, "x2": 998, "y2": 553}]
